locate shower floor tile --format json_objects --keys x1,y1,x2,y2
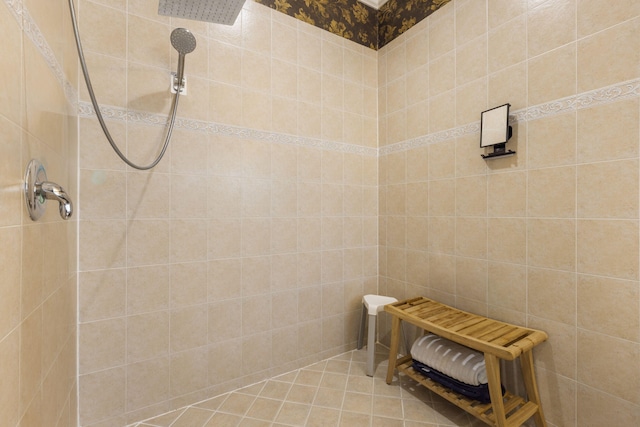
[{"x1": 129, "y1": 346, "x2": 483, "y2": 427}]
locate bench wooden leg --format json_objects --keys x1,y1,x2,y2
[
  {"x1": 520, "y1": 350, "x2": 547, "y2": 427},
  {"x1": 485, "y1": 353, "x2": 507, "y2": 427},
  {"x1": 385, "y1": 315, "x2": 402, "y2": 384}
]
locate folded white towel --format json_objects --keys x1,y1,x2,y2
[{"x1": 410, "y1": 333, "x2": 487, "y2": 386}]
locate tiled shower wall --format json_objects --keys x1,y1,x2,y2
[
  {"x1": 0, "y1": 0, "x2": 78, "y2": 426},
  {"x1": 76, "y1": 1, "x2": 378, "y2": 425},
  {"x1": 378, "y1": 1, "x2": 640, "y2": 426},
  {"x1": 7, "y1": 0, "x2": 636, "y2": 425}
]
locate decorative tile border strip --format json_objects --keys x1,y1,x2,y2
[
  {"x1": 78, "y1": 101, "x2": 379, "y2": 157},
  {"x1": 380, "y1": 78, "x2": 640, "y2": 156},
  {"x1": 4, "y1": 0, "x2": 79, "y2": 111},
  {"x1": 4, "y1": 0, "x2": 22, "y2": 25}
]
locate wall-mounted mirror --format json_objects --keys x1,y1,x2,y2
[{"x1": 480, "y1": 103, "x2": 514, "y2": 159}]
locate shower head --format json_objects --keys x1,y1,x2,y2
[
  {"x1": 171, "y1": 28, "x2": 197, "y2": 55},
  {"x1": 170, "y1": 28, "x2": 196, "y2": 93},
  {"x1": 159, "y1": 0, "x2": 246, "y2": 26}
]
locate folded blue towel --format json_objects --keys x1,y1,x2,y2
[{"x1": 412, "y1": 360, "x2": 503, "y2": 404}]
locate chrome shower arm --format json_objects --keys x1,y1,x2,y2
[
  {"x1": 37, "y1": 181, "x2": 73, "y2": 220},
  {"x1": 24, "y1": 159, "x2": 73, "y2": 221}
]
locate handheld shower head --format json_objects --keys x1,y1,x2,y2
[
  {"x1": 171, "y1": 28, "x2": 197, "y2": 55},
  {"x1": 170, "y1": 28, "x2": 196, "y2": 92}
]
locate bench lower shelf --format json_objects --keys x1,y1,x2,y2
[{"x1": 396, "y1": 356, "x2": 540, "y2": 427}]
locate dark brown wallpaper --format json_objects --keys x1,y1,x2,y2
[
  {"x1": 254, "y1": 0, "x2": 451, "y2": 50},
  {"x1": 377, "y1": 0, "x2": 451, "y2": 48}
]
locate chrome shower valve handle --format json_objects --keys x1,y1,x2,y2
[{"x1": 24, "y1": 159, "x2": 73, "y2": 221}]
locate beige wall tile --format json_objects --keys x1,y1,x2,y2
[
  {"x1": 127, "y1": 220, "x2": 170, "y2": 267},
  {"x1": 207, "y1": 258, "x2": 241, "y2": 301},
  {"x1": 527, "y1": 113, "x2": 576, "y2": 168},
  {"x1": 455, "y1": 134, "x2": 487, "y2": 177},
  {"x1": 210, "y1": 83, "x2": 243, "y2": 126},
  {"x1": 241, "y1": 256, "x2": 271, "y2": 296},
  {"x1": 127, "y1": 265, "x2": 171, "y2": 315},
  {"x1": 528, "y1": 219, "x2": 576, "y2": 271},
  {"x1": 456, "y1": 38, "x2": 487, "y2": 87},
  {"x1": 428, "y1": 179, "x2": 455, "y2": 216},
  {"x1": 171, "y1": 348, "x2": 208, "y2": 397},
  {"x1": 170, "y1": 305, "x2": 208, "y2": 352},
  {"x1": 429, "y1": 92, "x2": 456, "y2": 133},
  {"x1": 577, "y1": 0, "x2": 640, "y2": 37},
  {"x1": 126, "y1": 358, "x2": 170, "y2": 412},
  {"x1": 171, "y1": 262, "x2": 207, "y2": 307},
  {"x1": 126, "y1": 172, "x2": 171, "y2": 219},
  {"x1": 428, "y1": 217, "x2": 455, "y2": 255},
  {"x1": 406, "y1": 67, "x2": 429, "y2": 107},
  {"x1": 456, "y1": 0, "x2": 487, "y2": 46},
  {"x1": 531, "y1": 366, "x2": 576, "y2": 426},
  {"x1": 428, "y1": 53, "x2": 455, "y2": 97},
  {"x1": 576, "y1": 383, "x2": 640, "y2": 426},
  {"x1": 487, "y1": 218, "x2": 526, "y2": 264},
  {"x1": 488, "y1": 15, "x2": 526, "y2": 73},
  {"x1": 528, "y1": 44, "x2": 577, "y2": 106},
  {"x1": 209, "y1": 40, "x2": 242, "y2": 86},
  {"x1": 527, "y1": 0, "x2": 576, "y2": 58},
  {"x1": 0, "y1": 4, "x2": 24, "y2": 124},
  {"x1": 428, "y1": 253, "x2": 455, "y2": 295},
  {"x1": 242, "y1": 332, "x2": 272, "y2": 373},
  {"x1": 577, "y1": 330, "x2": 640, "y2": 404},
  {"x1": 127, "y1": 311, "x2": 170, "y2": 363},
  {"x1": 528, "y1": 267, "x2": 576, "y2": 325},
  {"x1": 79, "y1": 0, "x2": 126, "y2": 58},
  {"x1": 406, "y1": 28, "x2": 429, "y2": 72},
  {"x1": 577, "y1": 160, "x2": 639, "y2": 219},
  {"x1": 455, "y1": 217, "x2": 488, "y2": 258},
  {"x1": 0, "y1": 227, "x2": 21, "y2": 338},
  {"x1": 208, "y1": 299, "x2": 242, "y2": 343},
  {"x1": 488, "y1": 63, "x2": 527, "y2": 112},
  {"x1": 127, "y1": 15, "x2": 170, "y2": 70},
  {"x1": 208, "y1": 339, "x2": 243, "y2": 385},
  {"x1": 456, "y1": 79, "x2": 488, "y2": 126},
  {"x1": 487, "y1": 171, "x2": 526, "y2": 217},
  {"x1": 577, "y1": 274, "x2": 639, "y2": 341},
  {"x1": 429, "y1": 6, "x2": 454, "y2": 59},
  {"x1": 208, "y1": 218, "x2": 241, "y2": 259},
  {"x1": 79, "y1": 269, "x2": 126, "y2": 322},
  {"x1": 19, "y1": 309, "x2": 41, "y2": 417},
  {"x1": 79, "y1": 367, "x2": 126, "y2": 425},
  {"x1": 577, "y1": 219, "x2": 639, "y2": 280},
  {"x1": 456, "y1": 257, "x2": 488, "y2": 303},
  {"x1": 79, "y1": 220, "x2": 126, "y2": 270},
  {"x1": 406, "y1": 250, "x2": 429, "y2": 288},
  {"x1": 171, "y1": 220, "x2": 208, "y2": 262},
  {"x1": 488, "y1": 262, "x2": 526, "y2": 312},
  {"x1": 529, "y1": 316, "x2": 577, "y2": 380},
  {"x1": 488, "y1": 0, "x2": 527, "y2": 29},
  {"x1": 528, "y1": 166, "x2": 576, "y2": 218},
  {"x1": 272, "y1": 253, "x2": 299, "y2": 291},
  {"x1": 577, "y1": 18, "x2": 640, "y2": 93},
  {"x1": 0, "y1": 121, "x2": 22, "y2": 228},
  {"x1": 79, "y1": 52, "x2": 128, "y2": 107},
  {"x1": 79, "y1": 318, "x2": 126, "y2": 374},
  {"x1": 577, "y1": 98, "x2": 640, "y2": 163}
]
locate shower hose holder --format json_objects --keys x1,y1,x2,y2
[{"x1": 24, "y1": 159, "x2": 73, "y2": 221}]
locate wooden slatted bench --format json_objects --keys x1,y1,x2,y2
[{"x1": 385, "y1": 297, "x2": 548, "y2": 427}]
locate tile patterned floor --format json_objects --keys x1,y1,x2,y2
[{"x1": 130, "y1": 346, "x2": 485, "y2": 427}]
